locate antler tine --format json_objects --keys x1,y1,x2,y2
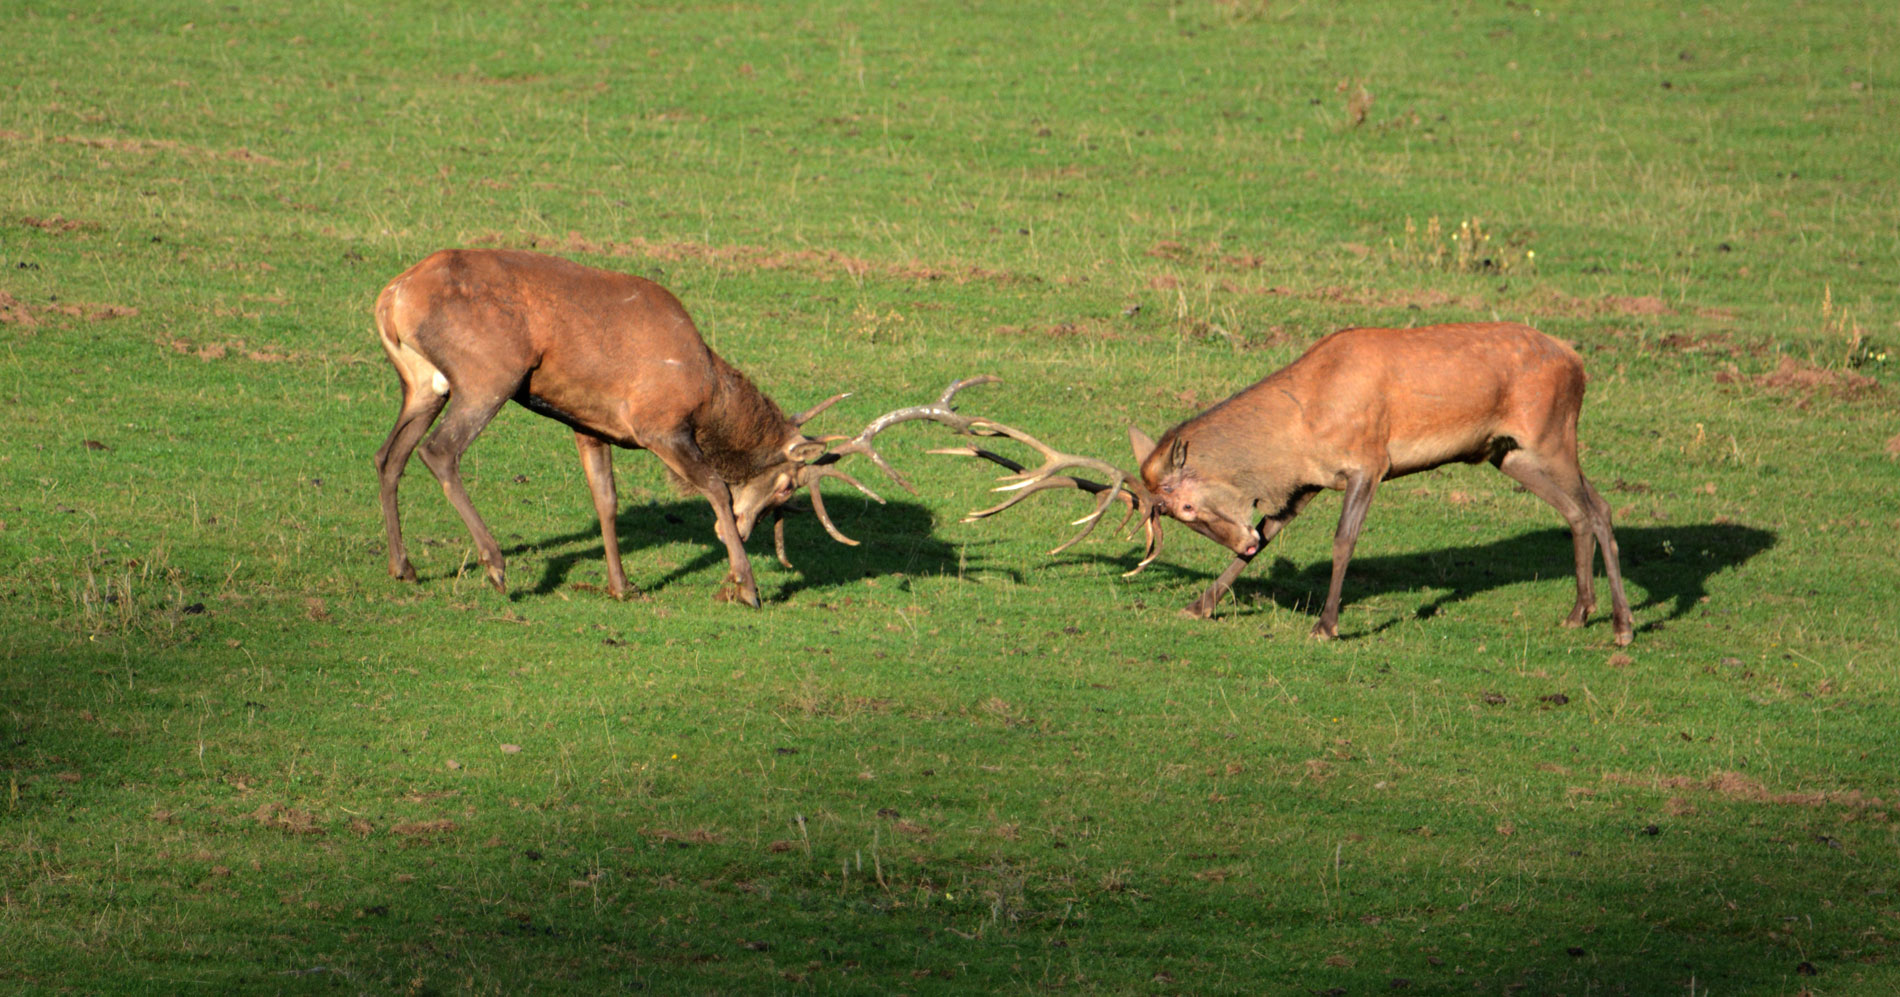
[
  {"x1": 961, "y1": 473, "x2": 1102, "y2": 522},
  {"x1": 928, "y1": 444, "x2": 1133, "y2": 524},
  {"x1": 1119, "y1": 506, "x2": 1166, "y2": 577},
  {"x1": 790, "y1": 391, "x2": 851, "y2": 428},
  {"x1": 928, "y1": 418, "x2": 1156, "y2": 558},
  {"x1": 820, "y1": 376, "x2": 1003, "y2": 494},
  {"x1": 799, "y1": 464, "x2": 886, "y2": 547},
  {"x1": 772, "y1": 506, "x2": 794, "y2": 569},
  {"x1": 963, "y1": 419, "x2": 1145, "y2": 497}
]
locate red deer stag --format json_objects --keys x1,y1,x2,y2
[
  {"x1": 373, "y1": 248, "x2": 991, "y2": 606},
  {"x1": 933, "y1": 322, "x2": 1635, "y2": 645}
]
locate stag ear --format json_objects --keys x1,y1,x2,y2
[
  {"x1": 784, "y1": 438, "x2": 829, "y2": 464},
  {"x1": 1128, "y1": 426, "x2": 1158, "y2": 466}
]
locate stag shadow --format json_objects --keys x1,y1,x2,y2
[
  {"x1": 493, "y1": 496, "x2": 991, "y2": 602},
  {"x1": 1101, "y1": 523, "x2": 1777, "y2": 638}
]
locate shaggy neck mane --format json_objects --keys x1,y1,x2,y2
[{"x1": 692, "y1": 351, "x2": 792, "y2": 484}]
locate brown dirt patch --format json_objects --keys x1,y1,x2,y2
[
  {"x1": 390, "y1": 819, "x2": 458, "y2": 837},
  {"x1": 1885, "y1": 433, "x2": 1900, "y2": 459},
  {"x1": 1514, "y1": 288, "x2": 1692, "y2": 320},
  {"x1": 0, "y1": 290, "x2": 138, "y2": 330},
  {"x1": 1602, "y1": 294, "x2": 1673, "y2": 317},
  {"x1": 993, "y1": 319, "x2": 1121, "y2": 341},
  {"x1": 641, "y1": 826, "x2": 725, "y2": 845},
  {"x1": 482, "y1": 230, "x2": 1024, "y2": 286},
  {"x1": 1713, "y1": 356, "x2": 1882, "y2": 401},
  {"x1": 250, "y1": 802, "x2": 325, "y2": 835},
  {"x1": 1604, "y1": 770, "x2": 1884, "y2": 808},
  {"x1": 1217, "y1": 283, "x2": 1487, "y2": 313},
  {"x1": 19, "y1": 215, "x2": 92, "y2": 233},
  {"x1": 41, "y1": 133, "x2": 283, "y2": 166},
  {"x1": 164, "y1": 337, "x2": 300, "y2": 363},
  {"x1": 0, "y1": 291, "x2": 38, "y2": 328}
]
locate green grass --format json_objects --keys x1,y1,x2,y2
[{"x1": 4, "y1": 0, "x2": 1898, "y2": 993}]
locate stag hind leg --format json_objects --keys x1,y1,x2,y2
[
  {"x1": 1494, "y1": 448, "x2": 1635, "y2": 646},
  {"x1": 373, "y1": 342, "x2": 453, "y2": 583},
  {"x1": 573, "y1": 431, "x2": 634, "y2": 598},
  {"x1": 414, "y1": 384, "x2": 516, "y2": 593}
]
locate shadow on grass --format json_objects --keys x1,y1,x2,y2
[
  {"x1": 1085, "y1": 522, "x2": 1777, "y2": 639},
  {"x1": 484, "y1": 495, "x2": 1006, "y2": 603}
]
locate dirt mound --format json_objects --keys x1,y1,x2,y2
[{"x1": 1714, "y1": 355, "x2": 1882, "y2": 401}]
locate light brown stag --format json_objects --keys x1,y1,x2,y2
[
  {"x1": 933, "y1": 322, "x2": 1635, "y2": 645},
  {"x1": 372, "y1": 248, "x2": 991, "y2": 606}
]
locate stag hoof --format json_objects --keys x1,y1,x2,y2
[
  {"x1": 714, "y1": 580, "x2": 762, "y2": 609},
  {"x1": 484, "y1": 564, "x2": 507, "y2": 593},
  {"x1": 390, "y1": 560, "x2": 418, "y2": 583},
  {"x1": 1613, "y1": 627, "x2": 1634, "y2": 648},
  {"x1": 1309, "y1": 621, "x2": 1338, "y2": 641}
]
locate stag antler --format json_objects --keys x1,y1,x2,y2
[
  {"x1": 791, "y1": 376, "x2": 1003, "y2": 549},
  {"x1": 929, "y1": 419, "x2": 1164, "y2": 574}
]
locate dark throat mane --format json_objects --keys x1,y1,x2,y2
[{"x1": 690, "y1": 351, "x2": 793, "y2": 485}]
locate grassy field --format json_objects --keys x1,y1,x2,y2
[{"x1": 4, "y1": 1, "x2": 1898, "y2": 993}]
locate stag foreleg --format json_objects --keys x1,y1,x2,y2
[
  {"x1": 703, "y1": 478, "x2": 761, "y2": 608},
  {"x1": 574, "y1": 431, "x2": 633, "y2": 598},
  {"x1": 1180, "y1": 488, "x2": 1319, "y2": 620},
  {"x1": 1180, "y1": 544, "x2": 1259, "y2": 619},
  {"x1": 646, "y1": 432, "x2": 762, "y2": 608}
]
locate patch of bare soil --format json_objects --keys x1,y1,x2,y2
[
  {"x1": 18, "y1": 215, "x2": 92, "y2": 233},
  {"x1": 641, "y1": 826, "x2": 725, "y2": 846},
  {"x1": 164, "y1": 337, "x2": 298, "y2": 363},
  {"x1": 39, "y1": 133, "x2": 282, "y2": 165},
  {"x1": 390, "y1": 819, "x2": 458, "y2": 838},
  {"x1": 1713, "y1": 355, "x2": 1883, "y2": 401},
  {"x1": 0, "y1": 291, "x2": 37, "y2": 328},
  {"x1": 1650, "y1": 331, "x2": 1759, "y2": 357},
  {"x1": 251, "y1": 802, "x2": 326, "y2": 835},
  {"x1": 1604, "y1": 770, "x2": 1885, "y2": 809},
  {"x1": 1602, "y1": 294, "x2": 1674, "y2": 316},
  {"x1": 0, "y1": 290, "x2": 138, "y2": 330},
  {"x1": 1215, "y1": 283, "x2": 1488, "y2": 313},
  {"x1": 479, "y1": 230, "x2": 1025, "y2": 286},
  {"x1": 1513, "y1": 288, "x2": 1681, "y2": 319},
  {"x1": 993, "y1": 319, "x2": 1122, "y2": 341}
]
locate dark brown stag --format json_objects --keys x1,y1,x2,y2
[
  {"x1": 372, "y1": 248, "x2": 990, "y2": 606},
  {"x1": 937, "y1": 322, "x2": 1635, "y2": 645}
]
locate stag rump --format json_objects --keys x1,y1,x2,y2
[
  {"x1": 938, "y1": 322, "x2": 1636, "y2": 646},
  {"x1": 372, "y1": 248, "x2": 989, "y2": 607}
]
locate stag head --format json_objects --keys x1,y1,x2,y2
[{"x1": 1131, "y1": 430, "x2": 1260, "y2": 557}]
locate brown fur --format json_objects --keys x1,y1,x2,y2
[
  {"x1": 1132, "y1": 322, "x2": 1634, "y2": 644},
  {"x1": 693, "y1": 352, "x2": 796, "y2": 485},
  {"x1": 371, "y1": 249, "x2": 822, "y2": 607}
]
